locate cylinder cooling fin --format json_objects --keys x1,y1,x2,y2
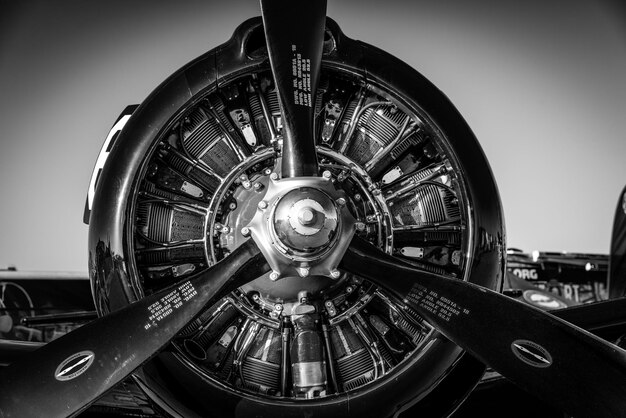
[{"x1": 89, "y1": 17, "x2": 505, "y2": 418}]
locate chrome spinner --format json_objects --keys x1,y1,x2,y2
[{"x1": 245, "y1": 171, "x2": 356, "y2": 280}]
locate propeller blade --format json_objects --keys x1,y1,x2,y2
[
  {"x1": 340, "y1": 236, "x2": 626, "y2": 417},
  {"x1": 0, "y1": 239, "x2": 269, "y2": 418},
  {"x1": 260, "y1": 0, "x2": 327, "y2": 178}
]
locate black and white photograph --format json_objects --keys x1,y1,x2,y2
[{"x1": 1, "y1": 1, "x2": 625, "y2": 416}]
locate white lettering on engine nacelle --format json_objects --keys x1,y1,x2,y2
[{"x1": 87, "y1": 114, "x2": 132, "y2": 212}]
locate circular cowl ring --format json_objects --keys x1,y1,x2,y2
[{"x1": 88, "y1": 16, "x2": 505, "y2": 418}]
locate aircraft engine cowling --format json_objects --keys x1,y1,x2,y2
[{"x1": 87, "y1": 17, "x2": 505, "y2": 418}]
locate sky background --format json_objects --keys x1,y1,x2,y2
[{"x1": 1, "y1": 0, "x2": 625, "y2": 272}]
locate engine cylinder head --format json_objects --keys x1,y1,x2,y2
[{"x1": 290, "y1": 306, "x2": 327, "y2": 398}]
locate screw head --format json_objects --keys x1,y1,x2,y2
[
  {"x1": 270, "y1": 172, "x2": 279, "y2": 181},
  {"x1": 269, "y1": 271, "x2": 280, "y2": 281},
  {"x1": 329, "y1": 269, "x2": 341, "y2": 279},
  {"x1": 336, "y1": 197, "x2": 346, "y2": 206},
  {"x1": 241, "y1": 227, "x2": 250, "y2": 237},
  {"x1": 355, "y1": 222, "x2": 366, "y2": 231},
  {"x1": 258, "y1": 200, "x2": 268, "y2": 210},
  {"x1": 298, "y1": 207, "x2": 316, "y2": 226},
  {"x1": 322, "y1": 170, "x2": 332, "y2": 179},
  {"x1": 242, "y1": 181, "x2": 251, "y2": 189}
]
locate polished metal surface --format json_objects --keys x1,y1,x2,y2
[{"x1": 246, "y1": 173, "x2": 356, "y2": 280}]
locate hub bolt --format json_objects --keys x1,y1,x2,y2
[{"x1": 298, "y1": 207, "x2": 316, "y2": 226}]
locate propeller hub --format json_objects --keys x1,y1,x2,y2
[
  {"x1": 245, "y1": 174, "x2": 356, "y2": 280},
  {"x1": 298, "y1": 206, "x2": 316, "y2": 226},
  {"x1": 274, "y1": 190, "x2": 338, "y2": 252}
]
